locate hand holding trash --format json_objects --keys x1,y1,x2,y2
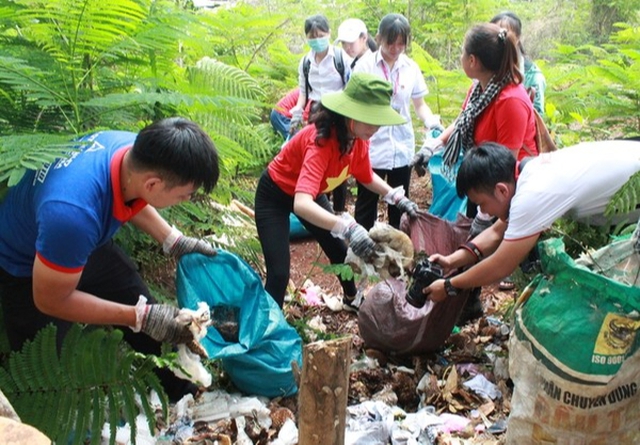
[
  {"x1": 411, "y1": 137, "x2": 444, "y2": 177},
  {"x1": 331, "y1": 214, "x2": 377, "y2": 261},
  {"x1": 134, "y1": 296, "x2": 208, "y2": 359}
]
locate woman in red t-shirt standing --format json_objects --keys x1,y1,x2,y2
[
  {"x1": 255, "y1": 73, "x2": 418, "y2": 309},
  {"x1": 413, "y1": 23, "x2": 538, "y2": 210}
]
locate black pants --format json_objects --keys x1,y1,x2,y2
[
  {"x1": 330, "y1": 182, "x2": 348, "y2": 213},
  {"x1": 254, "y1": 171, "x2": 356, "y2": 307},
  {"x1": 0, "y1": 240, "x2": 196, "y2": 402},
  {"x1": 355, "y1": 165, "x2": 410, "y2": 230}
]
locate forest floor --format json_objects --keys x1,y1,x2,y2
[
  {"x1": 157, "y1": 171, "x2": 520, "y2": 444},
  {"x1": 279, "y1": 171, "x2": 517, "y2": 444}
]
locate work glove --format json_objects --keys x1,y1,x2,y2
[
  {"x1": 384, "y1": 186, "x2": 419, "y2": 218},
  {"x1": 132, "y1": 296, "x2": 208, "y2": 359},
  {"x1": 469, "y1": 211, "x2": 495, "y2": 239},
  {"x1": 331, "y1": 214, "x2": 376, "y2": 260},
  {"x1": 140, "y1": 304, "x2": 194, "y2": 345},
  {"x1": 289, "y1": 107, "x2": 304, "y2": 135},
  {"x1": 411, "y1": 138, "x2": 444, "y2": 177},
  {"x1": 163, "y1": 227, "x2": 216, "y2": 259}
]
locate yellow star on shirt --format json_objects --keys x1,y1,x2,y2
[{"x1": 323, "y1": 165, "x2": 349, "y2": 193}]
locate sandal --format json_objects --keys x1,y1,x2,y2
[{"x1": 498, "y1": 277, "x2": 516, "y2": 291}]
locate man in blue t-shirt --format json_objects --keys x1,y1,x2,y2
[{"x1": 0, "y1": 117, "x2": 220, "y2": 401}]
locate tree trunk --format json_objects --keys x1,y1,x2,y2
[{"x1": 298, "y1": 336, "x2": 352, "y2": 445}]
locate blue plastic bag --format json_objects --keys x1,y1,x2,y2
[
  {"x1": 427, "y1": 150, "x2": 467, "y2": 222},
  {"x1": 290, "y1": 213, "x2": 312, "y2": 240},
  {"x1": 175, "y1": 251, "x2": 302, "y2": 397}
]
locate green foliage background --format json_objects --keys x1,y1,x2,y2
[{"x1": 0, "y1": 0, "x2": 639, "y2": 441}]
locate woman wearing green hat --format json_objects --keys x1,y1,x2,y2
[{"x1": 255, "y1": 73, "x2": 419, "y2": 310}]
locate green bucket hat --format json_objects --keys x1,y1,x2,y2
[{"x1": 321, "y1": 73, "x2": 406, "y2": 126}]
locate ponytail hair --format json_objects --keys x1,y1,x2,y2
[
  {"x1": 310, "y1": 103, "x2": 352, "y2": 156},
  {"x1": 464, "y1": 23, "x2": 522, "y2": 84}
]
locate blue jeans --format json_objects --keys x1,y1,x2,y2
[{"x1": 270, "y1": 110, "x2": 291, "y2": 140}]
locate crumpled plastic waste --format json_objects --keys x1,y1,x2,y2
[
  {"x1": 437, "y1": 413, "x2": 470, "y2": 434},
  {"x1": 270, "y1": 418, "x2": 299, "y2": 445},
  {"x1": 462, "y1": 374, "x2": 502, "y2": 400},
  {"x1": 345, "y1": 401, "x2": 445, "y2": 445},
  {"x1": 173, "y1": 302, "x2": 213, "y2": 387},
  {"x1": 300, "y1": 281, "x2": 323, "y2": 306}
]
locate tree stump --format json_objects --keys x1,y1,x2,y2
[{"x1": 298, "y1": 336, "x2": 352, "y2": 445}]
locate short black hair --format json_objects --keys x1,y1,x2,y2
[
  {"x1": 377, "y1": 13, "x2": 411, "y2": 46},
  {"x1": 130, "y1": 117, "x2": 219, "y2": 193},
  {"x1": 304, "y1": 14, "x2": 330, "y2": 35},
  {"x1": 456, "y1": 143, "x2": 516, "y2": 197}
]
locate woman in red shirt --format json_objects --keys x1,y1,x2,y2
[
  {"x1": 255, "y1": 73, "x2": 418, "y2": 309},
  {"x1": 414, "y1": 23, "x2": 537, "y2": 182}
]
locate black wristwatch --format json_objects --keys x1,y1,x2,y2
[{"x1": 444, "y1": 278, "x2": 460, "y2": 298}]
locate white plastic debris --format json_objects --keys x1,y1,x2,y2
[
  {"x1": 103, "y1": 413, "x2": 156, "y2": 445},
  {"x1": 345, "y1": 401, "x2": 396, "y2": 445},
  {"x1": 172, "y1": 302, "x2": 213, "y2": 387},
  {"x1": 462, "y1": 374, "x2": 502, "y2": 400},
  {"x1": 270, "y1": 418, "x2": 299, "y2": 445}
]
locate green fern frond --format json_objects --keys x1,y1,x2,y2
[
  {"x1": 0, "y1": 56, "x2": 69, "y2": 105},
  {"x1": 606, "y1": 171, "x2": 640, "y2": 217},
  {"x1": 0, "y1": 134, "x2": 80, "y2": 186},
  {"x1": 17, "y1": 0, "x2": 147, "y2": 65},
  {"x1": 0, "y1": 324, "x2": 167, "y2": 445}
]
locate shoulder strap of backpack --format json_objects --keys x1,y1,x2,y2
[
  {"x1": 333, "y1": 49, "x2": 346, "y2": 85},
  {"x1": 302, "y1": 55, "x2": 311, "y2": 107}
]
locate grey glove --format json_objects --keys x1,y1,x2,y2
[
  {"x1": 469, "y1": 214, "x2": 496, "y2": 239},
  {"x1": 345, "y1": 223, "x2": 376, "y2": 260},
  {"x1": 410, "y1": 138, "x2": 444, "y2": 177},
  {"x1": 410, "y1": 147, "x2": 433, "y2": 177},
  {"x1": 163, "y1": 227, "x2": 216, "y2": 258},
  {"x1": 169, "y1": 236, "x2": 216, "y2": 259},
  {"x1": 289, "y1": 107, "x2": 304, "y2": 135},
  {"x1": 141, "y1": 304, "x2": 194, "y2": 345},
  {"x1": 395, "y1": 196, "x2": 418, "y2": 218}
]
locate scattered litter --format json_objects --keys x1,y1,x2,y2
[{"x1": 462, "y1": 375, "x2": 502, "y2": 400}]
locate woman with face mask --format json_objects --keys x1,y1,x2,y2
[
  {"x1": 255, "y1": 73, "x2": 419, "y2": 311},
  {"x1": 352, "y1": 13, "x2": 441, "y2": 231},
  {"x1": 289, "y1": 14, "x2": 351, "y2": 135}
]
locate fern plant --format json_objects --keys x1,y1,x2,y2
[
  {"x1": 0, "y1": 324, "x2": 168, "y2": 445},
  {"x1": 606, "y1": 171, "x2": 640, "y2": 217}
]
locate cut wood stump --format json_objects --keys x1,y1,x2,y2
[{"x1": 298, "y1": 336, "x2": 352, "y2": 445}]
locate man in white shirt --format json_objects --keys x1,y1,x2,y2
[{"x1": 424, "y1": 140, "x2": 640, "y2": 302}]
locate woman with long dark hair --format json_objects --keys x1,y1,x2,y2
[
  {"x1": 255, "y1": 73, "x2": 418, "y2": 310},
  {"x1": 352, "y1": 13, "x2": 441, "y2": 230}
]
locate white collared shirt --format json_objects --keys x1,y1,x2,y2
[
  {"x1": 297, "y1": 45, "x2": 352, "y2": 102},
  {"x1": 353, "y1": 51, "x2": 428, "y2": 169}
]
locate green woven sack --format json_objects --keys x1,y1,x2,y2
[{"x1": 515, "y1": 237, "x2": 640, "y2": 384}]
